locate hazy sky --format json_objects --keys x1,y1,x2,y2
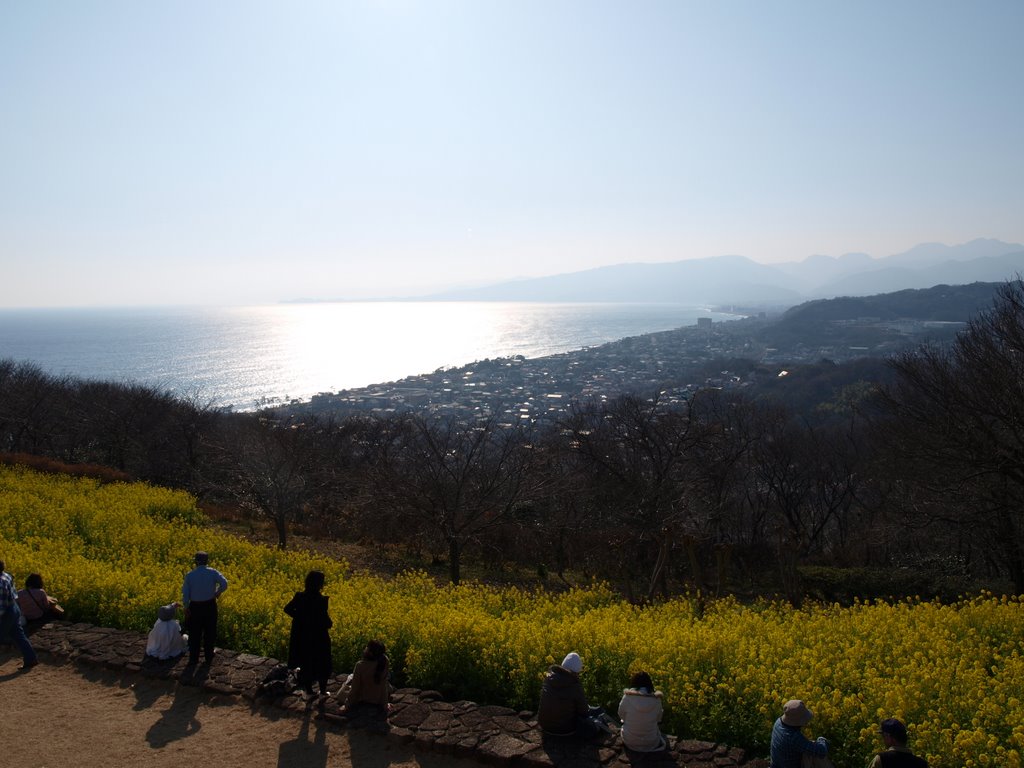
[{"x1": 2, "y1": 1, "x2": 1022, "y2": 308}]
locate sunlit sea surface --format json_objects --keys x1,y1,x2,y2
[{"x1": 0, "y1": 303, "x2": 741, "y2": 410}]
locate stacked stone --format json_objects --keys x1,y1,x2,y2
[{"x1": 22, "y1": 621, "x2": 767, "y2": 768}]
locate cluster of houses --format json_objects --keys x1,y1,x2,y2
[{"x1": 286, "y1": 311, "x2": 950, "y2": 424}]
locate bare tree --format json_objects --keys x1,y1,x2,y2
[
  {"x1": 211, "y1": 412, "x2": 323, "y2": 548},
  {"x1": 561, "y1": 393, "x2": 707, "y2": 599},
  {"x1": 879, "y1": 279, "x2": 1024, "y2": 591},
  {"x1": 369, "y1": 413, "x2": 541, "y2": 585},
  {"x1": 0, "y1": 360, "x2": 70, "y2": 456},
  {"x1": 685, "y1": 389, "x2": 768, "y2": 591}
]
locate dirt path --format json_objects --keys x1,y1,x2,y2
[{"x1": 0, "y1": 654, "x2": 476, "y2": 768}]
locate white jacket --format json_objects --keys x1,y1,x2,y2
[
  {"x1": 146, "y1": 619, "x2": 188, "y2": 660},
  {"x1": 617, "y1": 688, "x2": 665, "y2": 752}
]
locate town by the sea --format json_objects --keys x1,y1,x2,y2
[{"x1": 0, "y1": 303, "x2": 742, "y2": 411}]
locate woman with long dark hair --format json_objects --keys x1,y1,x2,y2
[
  {"x1": 16, "y1": 572, "x2": 63, "y2": 624},
  {"x1": 617, "y1": 670, "x2": 665, "y2": 751},
  {"x1": 283, "y1": 570, "x2": 333, "y2": 699},
  {"x1": 342, "y1": 639, "x2": 390, "y2": 715}
]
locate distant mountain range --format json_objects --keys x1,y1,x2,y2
[{"x1": 419, "y1": 238, "x2": 1024, "y2": 306}]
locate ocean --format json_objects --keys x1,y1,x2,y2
[{"x1": 0, "y1": 302, "x2": 741, "y2": 410}]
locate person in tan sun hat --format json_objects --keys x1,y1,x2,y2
[{"x1": 769, "y1": 699, "x2": 829, "y2": 768}]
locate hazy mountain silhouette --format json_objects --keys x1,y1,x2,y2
[
  {"x1": 424, "y1": 254, "x2": 802, "y2": 305},
  {"x1": 771, "y1": 251, "x2": 875, "y2": 292},
  {"x1": 882, "y1": 238, "x2": 1023, "y2": 267},
  {"x1": 417, "y1": 238, "x2": 1024, "y2": 305},
  {"x1": 814, "y1": 249, "x2": 1024, "y2": 296}
]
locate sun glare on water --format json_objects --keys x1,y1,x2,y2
[{"x1": 249, "y1": 303, "x2": 508, "y2": 401}]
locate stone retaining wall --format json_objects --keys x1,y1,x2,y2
[{"x1": 22, "y1": 621, "x2": 768, "y2": 768}]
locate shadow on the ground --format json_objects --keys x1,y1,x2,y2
[
  {"x1": 540, "y1": 731, "x2": 604, "y2": 765},
  {"x1": 145, "y1": 683, "x2": 204, "y2": 747},
  {"x1": 277, "y1": 710, "x2": 330, "y2": 768}
]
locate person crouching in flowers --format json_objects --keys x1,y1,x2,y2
[
  {"x1": 617, "y1": 671, "x2": 665, "y2": 751},
  {"x1": 146, "y1": 602, "x2": 189, "y2": 660},
  {"x1": 770, "y1": 699, "x2": 829, "y2": 768}
]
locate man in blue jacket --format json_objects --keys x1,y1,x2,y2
[
  {"x1": 182, "y1": 551, "x2": 228, "y2": 666},
  {"x1": 770, "y1": 699, "x2": 829, "y2": 768}
]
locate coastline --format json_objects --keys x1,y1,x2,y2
[{"x1": 0, "y1": 302, "x2": 745, "y2": 412}]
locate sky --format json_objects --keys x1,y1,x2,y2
[{"x1": 1, "y1": 1, "x2": 1023, "y2": 308}]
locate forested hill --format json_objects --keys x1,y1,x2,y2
[
  {"x1": 772, "y1": 281, "x2": 1001, "y2": 327},
  {"x1": 749, "y1": 281, "x2": 1003, "y2": 351}
]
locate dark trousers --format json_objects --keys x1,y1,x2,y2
[
  {"x1": 187, "y1": 600, "x2": 217, "y2": 663},
  {"x1": 0, "y1": 607, "x2": 38, "y2": 666},
  {"x1": 297, "y1": 666, "x2": 330, "y2": 695}
]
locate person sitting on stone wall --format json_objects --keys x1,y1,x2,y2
[
  {"x1": 338, "y1": 639, "x2": 391, "y2": 717},
  {"x1": 537, "y1": 652, "x2": 613, "y2": 738},
  {"x1": 16, "y1": 572, "x2": 64, "y2": 626},
  {"x1": 617, "y1": 670, "x2": 666, "y2": 751},
  {"x1": 146, "y1": 602, "x2": 189, "y2": 660}
]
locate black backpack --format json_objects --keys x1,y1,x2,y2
[{"x1": 257, "y1": 664, "x2": 300, "y2": 698}]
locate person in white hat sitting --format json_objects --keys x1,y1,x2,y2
[
  {"x1": 769, "y1": 699, "x2": 829, "y2": 768},
  {"x1": 537, "y1": 652, "x2": 613, "y2": 738}
]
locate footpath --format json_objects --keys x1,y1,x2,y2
[{"x1": 25, "y1": 620, "x2": 768, "y2": 768}]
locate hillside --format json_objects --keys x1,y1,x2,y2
[
  {"x1": 775, "y1": 281, "x2": 1004, "y2": 324},
  {"x1": 753, "y1": 281, "x2": 998, "y2": 350},
  {"x1": 3, "y1": 465, "x2": 1023, "y2": 767}
]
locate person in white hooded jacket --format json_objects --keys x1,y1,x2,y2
[
  {"x1": 146, "y1": 602, "x2": 189, "y2": 660},
  {"x1": 617, "y1": 671, "x2": 666, "y2": 752}
]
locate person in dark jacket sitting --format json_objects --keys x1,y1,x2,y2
[{"x1": 537, "y1": 652, "x2": 612, "y2": 737}]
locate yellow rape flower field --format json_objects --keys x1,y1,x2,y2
[{"x1": 2, "y1": 466, "x2": 1022, "y2": 768}]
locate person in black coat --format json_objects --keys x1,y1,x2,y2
[{"x1": 284, "y1": 570, "x2": 333, "y2": 698}]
